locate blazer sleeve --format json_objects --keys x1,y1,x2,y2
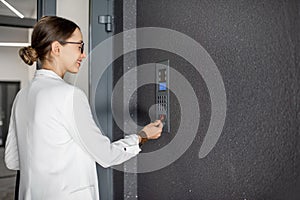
[
  {"x1": 63, "y1": 88, "x2": 141, "y2": 168},
  {"x1": 4, "y1": 99, "x2": 20, "y2": 170}
]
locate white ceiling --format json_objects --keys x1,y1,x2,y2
[{"x1": 0, "y1": 0, "x2": 36, "y2": 18}]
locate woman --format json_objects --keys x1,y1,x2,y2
[{"x1": 5, "y1": 16, "x2": 163, "y2": 200}]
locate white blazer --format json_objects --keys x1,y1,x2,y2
[{"x1": 5, "y1": 69, "x2": 141, "y2": 200}]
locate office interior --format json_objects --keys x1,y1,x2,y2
[{"x1": 0, "y1": 0, "x2": 299, "y2": 199}]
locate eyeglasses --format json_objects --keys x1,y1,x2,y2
[{"x1": 59, "y1": 41, "x2": 84, "y2": 54}]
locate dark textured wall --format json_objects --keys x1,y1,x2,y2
[
  {"x1": 112, "y1": 2, "x2": 125, "y2": 200},
  {"x1": 136, "y1": 0, "x2": 300, "y2": 199}
]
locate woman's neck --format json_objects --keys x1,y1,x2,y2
[{"x1": 42, "y1": 63, "x2": 65, "y2": 78}]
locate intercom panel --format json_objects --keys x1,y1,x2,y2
[{"x1": 156, "y1": 60, "x2": 170, "y2": 132}]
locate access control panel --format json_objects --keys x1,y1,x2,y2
[{"x1": 156, "y1": 60, "x2": 170, "y2": 132}]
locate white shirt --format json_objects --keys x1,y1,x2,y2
[{"x1": 4, "y1": 69, "x2": 141, "y2": 200}]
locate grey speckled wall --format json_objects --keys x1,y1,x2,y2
[{"x1": 136, "y1": 0, "x2": 300, "y2": 199}]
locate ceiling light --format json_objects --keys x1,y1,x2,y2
[
  {"x1": 0, "y1": 42, "x2": 30, "y2": 47},
  {"x1": 0, "y1": 0, "x2": 25, "y2": 18}
]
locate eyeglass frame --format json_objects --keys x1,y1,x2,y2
[{"x1": 59, "y1": 41, "x2": 84, "y2": 54}]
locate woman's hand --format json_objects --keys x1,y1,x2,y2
[{"x1": 138, "y1": 120, "x2": 163, "y2": 143}]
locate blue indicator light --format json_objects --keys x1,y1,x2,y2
[{"x1": 159, "y1": 82, "x2": 167, "y2": 91}]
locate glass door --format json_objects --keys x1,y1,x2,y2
[{"x1": 0, "y1": 81, "x2": 20, "y2": 147}]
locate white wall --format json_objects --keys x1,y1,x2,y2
[
  {"x1": 57, "y1": 0, "x2": 89, "y2": 96},
  {"x1": 0, "y1": 26, "x2": 34, "y2": 88},
  {"x1": 0, "y1": 46, "x2": 35, "y2": 88}
]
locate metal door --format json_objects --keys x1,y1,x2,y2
[{"x1": 89, "y1": 0, "x2": 114, "y2": 199}]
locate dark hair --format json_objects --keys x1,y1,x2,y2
[{"x1": 19, "y1": 16, "x2": 80, "y2": 66}]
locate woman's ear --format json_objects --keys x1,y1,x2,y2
[{"x1": 51, "y1": 41, "x2": 61, "y2": 56}]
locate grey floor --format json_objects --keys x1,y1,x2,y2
[{"x1": 0, "y1": 147, "x2": 16, "y2": 200}]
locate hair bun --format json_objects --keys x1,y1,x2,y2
[{"x1": 19, "y1": 46, "x2": 38, "y2": 66}]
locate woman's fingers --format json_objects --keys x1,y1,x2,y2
[
  {"x1": 158, "y1": 121, "x2": 163, "y2": 129},
  {"x1": 152, "y1": 120, "x2": 162, "y2": 127},
  {"x1": 141, "y1": 119, "x2": 164, "y2": 140}
]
